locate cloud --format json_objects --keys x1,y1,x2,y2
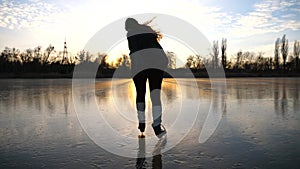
[
  {"x1": 281, "y1": 13, "x2": 296, "y2": 18},
  {"x1": 0, "y1": 0, "x2": 64, "y2": 30},
  {"x1": 226, "y1": 0, "x2": 300, "y2": 39}
]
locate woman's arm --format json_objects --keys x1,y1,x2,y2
[{"x1": 127, "y1": 35, "x2": 139, "y2": 55}]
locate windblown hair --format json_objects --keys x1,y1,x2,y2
[
  {"x1": 142, "y1": 17, "x2": 163, "y2": 42},
  {"x1": 125, "y1": 17, "x2": 162, "y2": 42}
]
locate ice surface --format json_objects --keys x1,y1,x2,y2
[{"x1": 0, "y1": 78, "x2": 299, "y2": 168}]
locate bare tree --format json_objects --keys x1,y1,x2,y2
[
  {"x1": 34, "y1": 46, "x2": 42, "y2": 62},
  {"x1": 166, "y1": 51, "x2": 176, "y2": 69},
  {"x1": 43, "y1": 44, "x2": 55, "y2": 64},
  {"x1": 76, "y1": 50, "x2": 86, "y2": 62},
  {"x1": 235, "y1": 50, "x2": 243, "y2": 70},
  {"x1": 26, "y1": 49, "x2": 34, "y2": 62},
  {"x1": 185, "y1": 55, "x2": 203, "y2": 69},
  {"x1": 113, "y1": 54, "x2": 131, "y2": 68},
  {"x1": 221, "y1": 38, "x2": 227, "y2": 69},
  {"x1": 186, "y1": 55, "x2": 194, "y2": 69},
  {"x1": 185, "y1": 55, "x2": 194, "y2": 68},
  {"x1": 99, "y1": 54, "x2": 109, "y2": 69},
  {"x1": 76, "y1": 50, "x2": 93, "y2": 63},
  {"x1": 195, "y1": 55, "x2": 203, "y2": 69},
  {"x1": 1, "y1": 47, "x2": 20, "y2": 62},
  {"x1": 294, "y1": 40, "x2": 300, "y2": 69},
  {"x1": 281, "y1": 34, "x2": 288, "y2": 71},
  {"x1": 114, "y1": 57, "x2": 123, "y2": 68},
  {"x1": 256, "y1": 52, "x2": 268, "y2": 72},
  {"x1": 242, "y1": 51, "x2": 255, "y2": 70},
  {"x1": 122, "y1": 54, "x2": 131, "y2": 68},
  {"x1": 212, "y1": 40, "x2": 219, "y2": 69},
  {"x1": 274, "y1": 38, "x2": 280, "y2": 71}
]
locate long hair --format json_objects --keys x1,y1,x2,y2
[
  {"x1": 125, "y1": 17, "x2": 162, "y2": 42},
  {"x1": 142, "y1": 17, "x2": 163, "y2": 42}
]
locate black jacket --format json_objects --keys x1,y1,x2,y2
[
  {"x1": 127, "y1": 33, "x2": 163, "y2": 55},
  {"x1": 126, "y1": 26, "x2": 168, "y2": 74}
]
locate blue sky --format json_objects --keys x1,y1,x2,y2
[{"x1": 0, "y1": 0, "x2": 300, "y2": 62}]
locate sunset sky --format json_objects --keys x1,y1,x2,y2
[{"x1": 0, "y1": 0, "x2": 300, "y2": 64}]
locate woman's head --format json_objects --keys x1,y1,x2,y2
[
  {"x1": 125, "y1": 18, "x2": 139, "y2": 31},
  {"x1": 125, "y1": 17, "x2": 162, "y2": 41}
]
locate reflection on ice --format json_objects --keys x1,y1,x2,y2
[
  {"x1": 73, "y1": 78, "x2": 200, "y2": 158},
  {"x1": 136, "y1": 136, "x2": 167, "y2": 169},
  {"x1": 0, "y1": 78, "x2": 299, "y2": 168}
]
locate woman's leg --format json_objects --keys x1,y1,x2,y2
[
  {"x1": 148, "y1": 69, "x2": 164, "y2": 128},
  {"x1": 133, "y1": 71, "x2": 147, "y2": 132}
]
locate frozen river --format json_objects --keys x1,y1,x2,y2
[{"x1": 0, "y1": 78, "x2": 299, "y2": 168}]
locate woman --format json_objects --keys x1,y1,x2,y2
[{"x1": 125, "y1": 18, "x2": 167, "y2": 138}]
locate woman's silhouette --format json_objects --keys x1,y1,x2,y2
[{"x1": 125, "y1": 17, "x2": 167, "y2": 138}]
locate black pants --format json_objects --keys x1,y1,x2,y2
[
  {"x1": 133, "y1": 69, "x2": 163, "y2": 107},
  {"x1": 133, "y1": 69, "x2": 164, "y2": 126}
]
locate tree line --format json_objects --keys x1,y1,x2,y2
[
  {"x1": 0, "y1": 45, "x2": 112, "y2": 75},
  {"x1": 0, "y1": 34, "x2": 299, "y2": 77},
  {"x1": 185, "y1": 35, "x2": 300, "y2": 73}
]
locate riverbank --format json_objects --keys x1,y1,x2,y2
[{"x1": 1, "y1": 71, "x2": 300, "y2": 78}]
